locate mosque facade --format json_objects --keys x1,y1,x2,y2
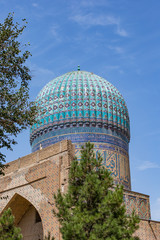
[{"x1": 0, "y1": 69, "x2": 160, "y2": 239}]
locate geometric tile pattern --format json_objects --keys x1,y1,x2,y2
[
  {"x1": 124, "y1": 191, "x2": 151, "y2": 220},
  {"x1": 127, "y1": 195, "x2": 137, "y2": 213},
  {"x1": 139, "y1": 198, "x2": 149, "y2": 219}
]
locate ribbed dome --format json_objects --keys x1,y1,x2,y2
[{"x1": 30, "y1": 70, "x2": 130, "y2": 150}]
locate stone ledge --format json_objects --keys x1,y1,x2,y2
[{"x1": 1, "y1": 140, "x2": 72, "y2": 176}]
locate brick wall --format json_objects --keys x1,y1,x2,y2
[
  {"x1": 0, "y1": 140, "x2": 160, "y2": 240},
  {"x1": 0, "y1": 140, "x2": 74, "y2": 240},
  {"x1": 135, "y1": 219, "x2": 160, "y2": 240}
]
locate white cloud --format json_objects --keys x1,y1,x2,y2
[
  {"x1": 29, "y1": 64, "x2": 55, "y2": 88},
  {"x1": 108, "y1": 45, "x2": 124, "y2": 54},
  {"x1": 119, "y1": 70, "x2": 124, "y2": 74},
  {"x1": 105, "y1": 65, "x2": 119, "y2": 70},
  {"x1": 137, "y1": 161, "x2": 160, "y2": 171},
  {"x1": 32, "y1": 43, "x2": 55, "y2": 57},
  {"x1": 116, "y1": 25, "x2": 128, "y2": 37},
  {"x1": 50, "y1": 25, "x2": 61, "y2": 42},
  {"x1": 80, "y1": 0, "x2": 109, "y2": 7},
  {"x1": 141, "y1": 130, "x2": 160, "y2": 137},
  {"x1": 29, "y1": 23, "x2": 62, "y2": 55},
  {"x1": 71, "y1": 14, "x2": 115, "y2": 26},
  {"x1": 32, "y1": 3, "x2": 38, "y2": 7},
  {"x1": 104, "y1": 65, "x2": 124, "y2": 75},
  {"x1": 71, "y1": 13, "x2": 128, "y2": 37},
  {"x1": 34, "y1": 67, "x2": 54, "y2": 76}
]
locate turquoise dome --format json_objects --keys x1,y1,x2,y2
[
  {"x1": 30, "y1": 70, "x2": 130, "y2": 151},
  {"x1": 30, "y1": 70, "x2": 131, "y2": 190}
]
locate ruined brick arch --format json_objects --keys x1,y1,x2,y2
[{"x1": 2, "y1": 193, "x2": 44, "y2": 240}]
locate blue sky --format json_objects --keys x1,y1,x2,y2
[{"x1": 1, "y1": 0, "x2": 160, "y2": 221}]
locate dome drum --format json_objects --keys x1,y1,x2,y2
[{"x1": 30, "y1": 121, "x2": 129, "y2": 146}]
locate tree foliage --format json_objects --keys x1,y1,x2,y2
[
  {"x1": 0, "y1": 13, "x2": 37, "y2": 174},
  {"x1": 54, "y1": 142, "x2": 140, "y2": 240},
  {"x1": 0, "y1": 208, "x2": 22, "y2": 240}
]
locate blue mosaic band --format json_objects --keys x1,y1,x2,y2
[{"x1": 31, "y1": 131, "x2": 128, "y2": 153}]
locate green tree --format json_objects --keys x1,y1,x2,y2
[
  {"x1": 54, "y1": 142, "x2": 140, "y2": 240},
  {"x1": 0, "y1": 208, "x2": 22, "y2": 240},
  {"x1": 0, "y1": 13, "x2": 37, "y2": 174}
]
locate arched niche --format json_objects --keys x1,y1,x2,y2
[{"x1": 1, "y1": 193, "x2": 43, "y2": 240}]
